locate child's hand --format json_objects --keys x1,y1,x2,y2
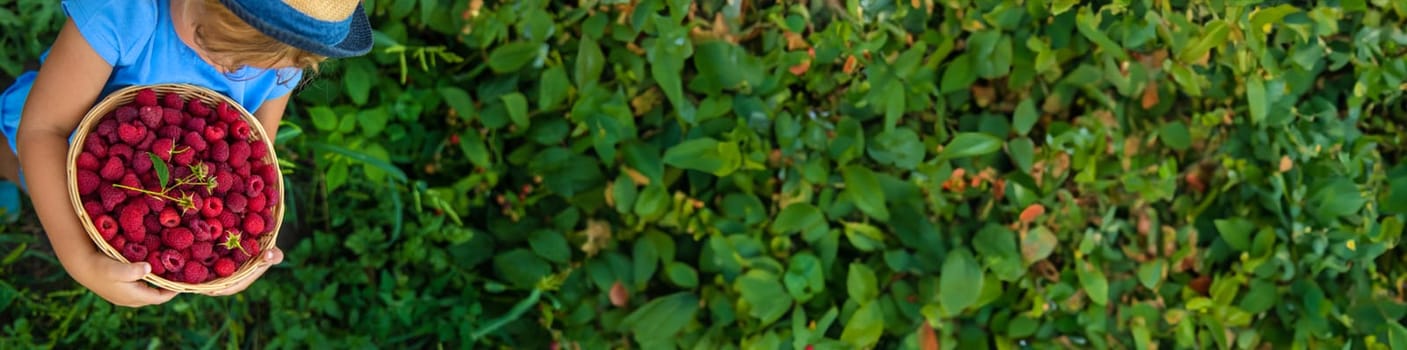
[
  {"x1": 69, "y1": 249, "x2": 178, "y2": 307},
  {"x1": 200, "y1": 247, "x2": 284, "y2": 297}
]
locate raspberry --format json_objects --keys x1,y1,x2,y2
[
  {"x1": 229, "y1": 141, "x2": 250, "y2": 168},
  {"x1": 213, "y1": 258, "x2": 236, "y2": 277},
  {"x1": 120, "y1": 241, "x2": 148, "y2": 262},
  {"x1": 94, "y1": 215, "x2": 119, "y2": 241},
  {"x1": 214, "y1": 171, "x2": 235, "y2": 193},
  {"x1": 206, "y1": 218, "x2": 224, "y2": 242},
  {"x1": 183, "y1": 131, "x2": 208, "y2": 152},
  {"x1": 119, "y1": 202, "x2": 148, "y2": 240},
  {"x1": 172, "y1": 166, "x2": 192, "y2": 181},
  {"x1": 243, "y1": 214, "x2": 264, "y2": 235},
  {"x1": 182, "y1": 263, "x2": 209, "y2": 283},
  {"x1": 110, "y1": 236, "x2": 127, "y2": 251},
  {"x1": 152, "y1": 138, "x2": 175, "y2": 161},
  {"x1": 164, "y1": 107, "x2": 187, "y2": 126},
  {"x1": 132, "y1": 154, "x2": 152, "y2": 174},
  {"x1": 145, "y1": 194, "x2": 165, "y2": 213},
  {"x1": 84, "y1": 134, "x2": 109, "y2": 158},
  {"x1": 157, "y1": 125, "x2": 181, "y2": 140},
  {"x1": 145, "y1": 214, "x2": 161, "y2": 234},
  {"x1": 77, "y1": 170, "x2": 101, "y2": 195},
  {"x1": 234, "y1": 237, "x2": 261, "y2": 263},
  {"x1": 209, "y1": 140, "x2": 229, "y2": 163},
  {"x1": 109, "y1": 144, "x2": 133, "y2": 161},
  {"x1": 247, "y1": 176, "x2": 264, "y2": 193},
  {"x1": 100, "y1": 186, "x2": 126, "y2": 211},
  {"x1": 76, "y1": 152, "x2": 100, "y2": 170},
  {"x1": 134, "y1": 88, "x2": 158, "y2": 106},
  {"x1": 236, "y1": 164, "x2": 251, "y2": 179},
  {"x1": 226, "y1": 193, "x2": 247, "y2": 214},
  {"x1": 138, "y1": 106, "x2": 163, "y2": 128},
  {"x1": 190, "y1": 219, "x2": 213, "y2": 241},
  {"x1": 120, "y1": 173, "x2": 140, "y2": 189},
  {"x1": 190, "y1": 241, "x2": 214, "y2": 260},
  {"x1": 147, "y1": 251, "x2": 166, "y2": 275},
  {"x1": 247, "y1": 193, "x2": 266, "y2": 213},
  {"x1": 159, "y1": 207, "x2": 181, "y2": 228},
  {"x1": 184, "y1": 116, "x2": 207, "y2": 132},
  {"x1": 118, "y1": 123, "x2": 146, "y2": 145},
  {"x1": 83, "y1": 201, "x2": 103, "y2": 218},
  {"x1": 230, "y1": 120, "x2": 252, "y2": 140},
  {"x1": 159, "y1": 248, "x2": 186, "y2": 273},
  {"x1": 201, "y1": 197, "x2": 223, "y2": 218},
  {"x1": 187, "y1": 100, "x2": 211, "y2": 118},
  {"x1": 114, "y1": 106, "x2": 139, "y2": 123},
  {"x1": 162, "y1": 93, "x2": 185, "y2": 110},
  {"x1": 219, "y1": 211, "x2": 237, "y2": 229},
  {"x1": 174, "y1": 149, "x2": 196, "y2": 166},
  {"x1": 139, "y1": 132, "x2": 156, "y2": 150},
  {"x1": 163, "y1": 227, "x2": 194, "y2": 250},
  {"x1": 216, "y1": 101, "x2": 240, "y2": 122},
  {"x1": 99, "y1": 157, "x2": 123, "y2": 181},
  {"x1": 204, "y1": 125, "x2": 226, "y2": 143},
  {"x1": 249, "y1": 142, "x2": 268, "y2": 163}
]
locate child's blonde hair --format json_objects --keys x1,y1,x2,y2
[{"x1": 193, "y1": 0, "x2": 327, "y2": 83}]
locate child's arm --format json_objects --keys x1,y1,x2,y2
[
  {"x1": 198, "y1": 92, "x2": 288, "y2": 297},
  {"x1": 17, "y1": 19, "x2": 177, "y2": 307}
]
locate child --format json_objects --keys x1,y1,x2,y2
[{"x1": 0, "y1": 0, "x2": 370, "y2": 307}]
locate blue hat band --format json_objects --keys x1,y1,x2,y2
[{"x1": 221, "y1": 0, "x2": 351, "y2": 46}]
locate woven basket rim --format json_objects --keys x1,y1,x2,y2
[{"x1": 66, "y1": 83, "x2": 285, "y2": 293}]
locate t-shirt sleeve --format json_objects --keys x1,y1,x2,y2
[{"x1": 61, "y1": 0, "x2": 158, "y2": 66}]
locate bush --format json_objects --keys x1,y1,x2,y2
[{"x1": 4, "y1": 0, "x2": 1407, "y2": 348}]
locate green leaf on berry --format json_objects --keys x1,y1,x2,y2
[{"x1": 149, "y1": 152, "x2": 169, "y2": 190}]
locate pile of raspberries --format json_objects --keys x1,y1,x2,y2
[{"x1": 74, "y1": 88, "x2": 278, "y2": 284}]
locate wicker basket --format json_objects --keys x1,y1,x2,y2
[{"x1": 65, "y1": 83, "x2": 284, "y2": 293}]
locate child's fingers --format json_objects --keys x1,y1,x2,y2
[
  {"x1": 117, "y1": 282, "x2": 178, "y2": 306},
  {"x1": 105, "y1": 259, "x2": 151, "y2": 282}
]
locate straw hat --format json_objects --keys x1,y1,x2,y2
[{"x1": 216, "y1": 0, "x2": 372, "y2": 58}]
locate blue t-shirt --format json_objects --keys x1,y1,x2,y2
[{"x1": 0, "y1": 0, "x2": 302, "y2": 154}]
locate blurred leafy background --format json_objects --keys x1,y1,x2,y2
[{"x1": 5, "y1": 0, "x2": 1407, "y2": 348}]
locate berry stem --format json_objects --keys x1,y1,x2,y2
[{"x1": 112, "y1": 184, "x2": 192, "y2": 208}]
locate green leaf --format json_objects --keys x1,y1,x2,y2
[
  {"x1": 501, "y1": 93, "x2": 529, "y2": 129},
  {"x1": 357, "y1": 107, "x2": 389, "y2": 137},
  {"x1": 940, "y1": 132, "x2": 1004, "y2": 160},
  {"x1": 867, "y1": 128, "x2": 924, "y2": 170},
  {"x1": 1214, "y1": 218, "x2": 1254, "y2": 252},
  {"x1": 148, "y1": 152, "x2": 169, "y2": 190},
  {"x1": 1169, "y1": 64, "x2": 1203, "y2": 96},
  {"x1": 847, "y1": 263, "x2": 879, "y2": 303},
  {"x1": 1251, "y1": 5, "x2": 1301, "y2": 36},
  {"x1": 939, "y1": 249, "x2": 982, "y2": 314},
  {"x1": 488, "y1": 41, "x2": 539, "y2": 73},
  {"x1": 492, "y1": 249, "x2": 551, "y2": 289},
  {"x1": 621, "y1": 292, "x2": 699, "y2": 345},
  {"x1": 883, "y1": 84, "x2": 905, "y2": 131},
  {"x1": 1077, "y1": 259, "x2": 1109, "y2": 305},
  {"x1": 1075, "y1": 8, "x2": 1129, "y2": 60},
  {"x1": 539, "y1": 65, "x2": 570, "y2": 110},
  {"x1": 634, "y1": 239, "x2": 660, "y2": 290},
  {"x1": 1247, "y1": 75, "x2": 1267, "y2": 125},
  {"x1": 1159, "y1": 122, "x2": 1191, "y2": 151},
  {"x1": 843, "y1": 222, "x2": 886, "y2": 251},
  {"x1": 1013, "y1": 99, "x2": 1038, "y2": 135},
  {"x1": 1179, "y1": 20, "x2": 1230, "y2": 63},
  {"x1": 343, "y1": 59, "x2": 374, "y2": 106},
  {"x1": 439, "y1": 87, "x2": 476, "y2": 121},
  {"x1": 662, "y1": 138, "x2": 741, "y2": 176},
  {"x1": 1021, "y1": 226, "x2": 1057, "y2": 265},
  {"x1": 839, "y1": 302, "x2": 883, "y2": 348},
  {"x1": 459, "y1": 130, "x2": 491, "y2": 168},
  {"x1": 1008, "y1": 137, "x2": 1035, "y2": 174},
  {"x1": 1138, "y1": 260, "x2": 1165, "y2": 290},
  {"x1": 308, "y1": 106, "x2": 338, "y2": 132},
  {"x1": 771, "y1": 203, "x2": 826, "y2": 235},
  {"x1": 1050, "y1": 0, "x2": 1078, "y2": 15},
  {"x1": 665, "y1": 261, "x2": 698, "y2": 288},
  {"x1": 842, "y1": 166, "x2": 889, "y2": 221},
  {"x1": 1238, "y1": 278, "x2": 1276, "y2": 314},
  {"x1": 1389, "y1": 323, "x2": 1407, "y2": 350},
  {"x1": 736, "y1": 270, "x2": 793, "y2": 326},
  {"x1": 940, "y1": 53, "x2": 978, "y2": 94},
  {"x1": 575, "y1": 35, "x2": 606, "y2": 89},
  {"x1": 784, "y1": 253, "x2": 825, "y2": 303},
  {"x1": 528, "y1": 230, "x2": 570, "y2": 263},
  {"x1": 1008, "y1": 315, "x2": 1038, "y2": 338}
]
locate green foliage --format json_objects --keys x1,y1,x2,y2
[{"x1": 4, "y1": 0, "x2": 1407, "y2": 348}]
